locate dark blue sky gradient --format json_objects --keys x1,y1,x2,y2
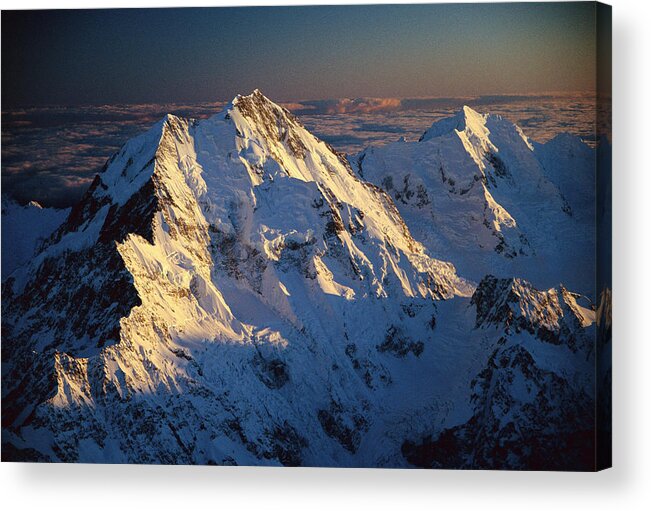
[{"x1": 2, "y1": 3, "x2": 597, "y2": 105}]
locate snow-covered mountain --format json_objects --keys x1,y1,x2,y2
[
  {"x1": 1, "y1": 197, "x2": 69, "y2": 279},
  {"x1": 354, "y1": 106, "x2": 596, "y2": 296},
  {"x1": 403, "y1": 275, "x2": 597, "y2": 470},
  {"x1": 2, "y1": 91, "x2": 601, "y2": 469}
]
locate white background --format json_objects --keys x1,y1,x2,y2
[{"x1": 1, "y1": 0, "x2": 649, "y2": 509}]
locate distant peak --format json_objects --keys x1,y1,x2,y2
[
  {"x1": 544, "y1": 131, "x2": 589, "y2": 148},
  {"x1": 419, "y1": 105, "x2": 489, "y2": 142}
]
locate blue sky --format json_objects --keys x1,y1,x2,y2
[{"x1": 2, "y1": 3, "x2": 598, "y2": 105}]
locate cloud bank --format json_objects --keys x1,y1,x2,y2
[{"x1": 2, "y1": 94, "x2": 599, "y2": 208}]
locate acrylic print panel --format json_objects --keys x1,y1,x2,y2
[{"x1": 1, "y1": 2, "x2": 612, "y2": 470}]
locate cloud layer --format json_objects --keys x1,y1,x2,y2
[
  {"x1": 293, "y1": 93, "x2": 600, "y2": 155},
  {"x1": 2, "y1": 94, "x2": 599, "y2": 208},
  {"x1": 2, "y1": 102, "x2": 226, "y2": 208}
]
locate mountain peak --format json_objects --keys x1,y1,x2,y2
[
  {"x1": 460, "y1": 104, "x2": 487, "y2": 126},
  {"x1": 162, "y1": 112, "x2": 183, "y2": 125},
  {"x1": 228, "y1": 89, "x2": 298, "y2": 126},
  {"x1": 419, "y1": 104, "x2": 536, "y2": 156},
  {"x1": 231, "y1": 88, "x2": 276, "y2": 110},
  {"x1": 470, "y1": 274, "x2": 594, "y2": 351},
  {"x1": 419, "y1": 105, "x2": 489, "y2": 142},
  {"x1": 27, "y1": 200, "x2": 44, "y2": 209},
  {"x1": 222, "y1": 89, "x2": 312, "y2": 163}
]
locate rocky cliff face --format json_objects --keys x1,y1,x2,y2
[
  {"x1": 403, "y1": 276, "x2": 596, "y2": 470},
  {"x1": 2, "y1": 92, "x2": 600, "y2": 469}
]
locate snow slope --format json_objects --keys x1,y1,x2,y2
[
  {"x1": 355, "y1": 106, "x2": 596, "y2": 296},
  {"x1": 2, "y1": 92, "x2": 599, "y2": 469},
  {"x1": 1, "y1": 197, "x2": 69, "y2": 279}
]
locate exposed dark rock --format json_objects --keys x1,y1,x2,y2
[
  {"x1": 1, "y1": 442, "x2": 51, "y2": 462},
  {"x1": 403, "y1": 343, "x2": 595, "y2": 470},
  {"x1": 377, "y1": 325, "x2": 424, "y2": 357},
  {"x1": 263, "y1": 422, "x2": 308, "y2": 466},
  {"x1": 318, "y1": 401, "x2": 368, "y2": 453},
  {"x1": 252, "y1": 354, "x2": 290, "y2": 389},
  {"x1": 485, "y1": 151, "x2": 511, "y2": 181}
]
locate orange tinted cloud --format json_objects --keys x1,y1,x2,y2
[{"x1": 325, "y1": 98, "x2": 402, "y2": 114}]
